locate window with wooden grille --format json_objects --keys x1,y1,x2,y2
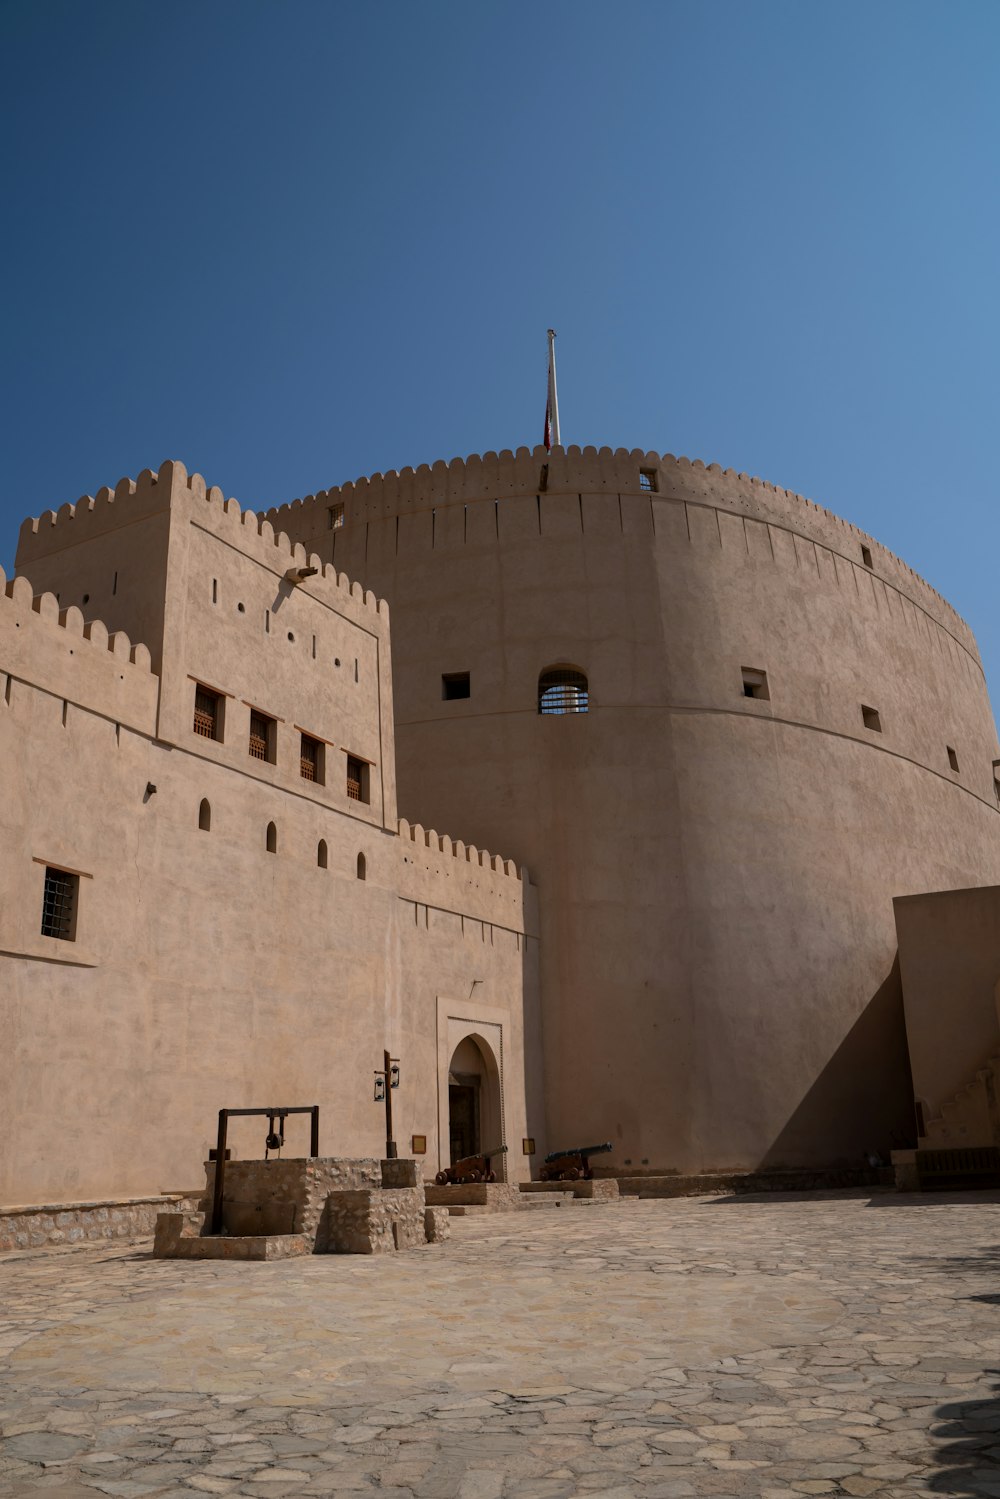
[
  {"x1": 346, "y1": 754, "x2": 369, "y2": 803},
  {"x1": 193, "y1": 685, "x2": 222, "y2": 741},
  {"x1": 639, "y1": 468, "x2": 658, "y2": 493},
  {"x1": 328, "y1": 503, "x2": 345, "y2": 529},
  {"x1": 538, "y1": 666, "x2": 589, "y2": 715},
  {"x1": 300, "y1": 732, "x2": 324, "y2": 784},
  {"x1": 249, "y1": 710, "x2": 275, "y2": 763},
  {"x1": 41, "y1": 866, "x2": 78, "y2": 941}
]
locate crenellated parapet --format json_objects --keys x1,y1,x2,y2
[
  {"x1": 1, "y1": 568, "x2": 153, "y2": 673},
  {"x1": 0, "y1": 565, "x2": 158, "y2": 732},
  {"x1": 395, "y1": 817, "x2": 536, "y2": 935},
  {"x1": 263, "y1": 445, "x2": 975, "y2": 658},
  {"x1": 17, "y1": 459, "x2": 389, "y2": 631}
]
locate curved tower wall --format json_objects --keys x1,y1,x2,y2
[{"x1": 269, "y1": 447, "x2": 1000, "y2": 1170}]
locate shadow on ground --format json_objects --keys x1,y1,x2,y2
[{"x1": 930, "y1": 1370, "x2": 1000, "y2": 1495}]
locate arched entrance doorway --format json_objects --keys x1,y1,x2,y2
[{"x1": 447, "y1": 1034, "x2": 503, "y2": 1169}]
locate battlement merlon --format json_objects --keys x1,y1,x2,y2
[
  {"x1": 262, "y1": 445, "x2": 977, "y2": 658},
  {"x1": 15, "y1": 460, "x2": 391, "y2": 638},
  {"x1": 0, "y1": 567, "x2": 158, "y2": 735},
  {"x1": 395, "y1": 818, "x2": 538, "y2": 938}
]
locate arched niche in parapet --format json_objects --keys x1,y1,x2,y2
[
  {"x1": 537, "y1": 664, "x2": 589, "y2": 715},
  {"x1": 445, "y1": 1033, "x2": 503, "y2": 1174}
]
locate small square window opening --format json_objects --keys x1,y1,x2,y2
[
  {"x1": 947, "y1": 745, "x2": 960, "y2": 773},
  {"x1": 861, "y1": 705, "x2": 882, "y2": 733},
  {"x1": 346, "y1": 754, "x2": 370, "y2": 804},
  {"x1": 41, "y1": 866, "x2": 79, "y2": 941},
  {"x1": 741, "y1": 667, "x2": 770, "y2": 701},
  {"x1": 861, "y1": 545, "x2": 873, "y2": 569},
  {"x1": 639, "y1": 469, "x2": 658, "y2": 493},
  {"x1": 249, "y1": 710, "x2": 276, "y2": 763},
  {"x1": 300, "y1": 732, "x2": 325, "y2": 784},
  {"x1": 442, "y1": 672, "x2": 471, "y2": 701},
  {"x1": 193, "y1": 685, "x2": 223, "y2": 741}
]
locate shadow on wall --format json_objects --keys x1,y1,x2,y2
[{"x1": 759, "y1": 956, "x2": 917, "y2": 1169}]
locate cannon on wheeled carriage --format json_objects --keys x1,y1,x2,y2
[
  {"x1": 435, "y1": 1144, "x2": 508, "y2": 1185},
  {"x1": 539, "y1": 1141, "x2": 613, "y2": 1182}
]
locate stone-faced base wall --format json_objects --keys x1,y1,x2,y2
[
  {"x1": 0, "y1": 1195, "x2": 198, "y2": 1252},
  {"x1": 201, "y1": 1157, "x2": 381, "y2": 1237},
  {"x1": 317, "y1": 1185, "x2": 427, "y2": 1254},
  {"x1": 424, "y1": 1182, "x2": 521, "y2": 1211}
]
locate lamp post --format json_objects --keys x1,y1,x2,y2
[{"x1": 374, "y1": 1049, "x2": 400, "y2": 1159}]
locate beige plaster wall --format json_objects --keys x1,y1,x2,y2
[
  {"x1": 0, "y1": 475, "x2": 539, "y2": 1209},
  {"x1": 269, "y1": 445, "x2": 1000, "y2": 1172},
  {"x1": 894, "y1": 884, "x2": 1000, "y2": 1119}
]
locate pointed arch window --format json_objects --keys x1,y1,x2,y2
[
  {"x1": 538, "y1": 665, "x2": 589, "y2": 715},
  {"x1": 198, "y1": 799, "x2": 211, "y2": 832},
  {"x1": 317, "y1": 839, "x2": 328, "y2": 869},
  {"x1": 266, "y1": 822, "x2": 278, "y2": 854}
]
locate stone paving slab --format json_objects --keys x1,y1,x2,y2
[{"x1": 0, "y1": 1191, "x2": 998, "y2": 1497}]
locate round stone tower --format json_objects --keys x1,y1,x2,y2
[{"x1": 269, "y1": 446, "x2": 1000, "y2": 1172}]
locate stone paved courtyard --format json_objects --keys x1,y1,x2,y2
[{"x1": 1, "y1": 1192, "x2": 998, "y2": 1499}]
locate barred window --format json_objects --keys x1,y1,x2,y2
[
  {"x1": 639, "y1": 469, "x2": 658, "y2": 493},
  {"x1": 41, "y1": 866, "x2": 78, "y2": 941},
  {"x1": 328, "y1": 503, "x2": 345, "y2": 529},
  {"x1": 346, "y1": 754, "x2": 369, "y2": 804},
  {"x1": 193, "y1": 685, "x2": 222, "y2": 741},
  {"x1": 300, "y1": 732, "x2": 324, "y2": 784},
  {"x1": 538, "y1": 666, "x2": 589, "y2": 715},
  {"x1": 249, "y1": 710, "x2": 275, "y2": 763}
]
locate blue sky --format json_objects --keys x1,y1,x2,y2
[{"x1": 2, "y1": 1, "x2": 998, "y2": 696}]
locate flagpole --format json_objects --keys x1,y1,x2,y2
[{"x1": 545, "y1": 329, "x2": 561, "y2": 450}]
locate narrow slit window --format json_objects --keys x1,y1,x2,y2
[
  {"x1": 212, "y1": 578, "x2": 218, "y2": 604},
  {"x1": 317, "y1": 839, "x2": 328, "y2": 869},
  {"x1": 442, "y1": 672, "x2": 471, "y2": 701},
  {"x1": 947, "y1": 745, "x2": 960, "y2": 773},
  {"x1": 639, "y1": 469, "x2": 658, "y2": 493},
  {"x1": 861, "y1": 704, "x2": 882, "y2": 733},
  {"x1": 861, "y1": 545, "x2": 873, "y2": 569},
  {"x1": 328, "y1": 502, "x2": 345, "y2": 529},
  {"x1": 538, "y1": 666, "x2": 588, "y2": 715},
  {"x1": 741, "y1": 667, "x2": 770, "y2": 701},
  {"x1": 266, "y1": 821, "x2": 277, "y2": 854},
  {"x1": 249, "y1": 710, "x2": 276, "y2": 763},
  {"x1": 198, "y1": 799, "x2": 212, "y2": 831},
  {"x1": 357, "y1": 852, "x2": 367, "y2": 881},
  {"x1": 346, "y1": 755, "x2": 370, "y2": 804},
  {"x1": 41, "y1": 866, "x2": 79, "y2": 941},
  {"x1": 193, "y1": 685, "x2": 223, "y2": 741},
  {"x1": 300, "y1": 732, "x2": 324, "y2": 784}
]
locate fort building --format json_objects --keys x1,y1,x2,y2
[
  {"x1": 3, "y1": 445, "x2": 1000, "y2": 1241},
  {"x1": 1, "y1": 460, "x2": 539, "y2": 1233}
]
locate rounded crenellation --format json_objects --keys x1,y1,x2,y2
[
  {"x1": 15, "y1": 460, "x2": 387, "y2": 625},
  {"x1": 1, "y1": 566, "x2": 153, "y2": 672},
  {"x1": 262, "y1": 446, "x2": 976, "y2": 658}
]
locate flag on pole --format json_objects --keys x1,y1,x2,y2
[{"x1": 544, "y1": 329, "x2": 561, "y2": 451}]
